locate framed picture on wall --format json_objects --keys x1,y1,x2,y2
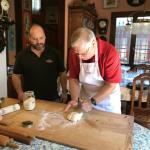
[
  {"x1": 23, "y1": 11, "x2": 31, "y2": 48},
  {"x1": 104, "y1": 0, "x2": 118, "y2": 8},
  {"x1": 23, "y1": 0, "x2": 32, "y2": 11}
]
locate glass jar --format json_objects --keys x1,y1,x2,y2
[
  {"x1": 23, "y1": 91, "x2": 36, "y2": 110},
  {"x1": 24, "y1": 91, "x2": 35, "y2": 100}
]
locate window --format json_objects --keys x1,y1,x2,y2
[
  {"x1": 110, "y1": 12, "x2": 150, "y2": 66},
  {"x1": 32, "y1": 0, "x2": 41, "y2": 13},
  {"x1": 135, "y1": 33, "x2": 150, "y2": 64},
  {"x1": 115, "y1": 17, "x2": 132, "y2": 64}
]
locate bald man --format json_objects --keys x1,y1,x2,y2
[{"x1": 12, "y1": 24, "x2": 67, "y2": 102}]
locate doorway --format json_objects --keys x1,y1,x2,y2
[{"x1": 15, "y1": 0, "x2": 65, "y2": 56}]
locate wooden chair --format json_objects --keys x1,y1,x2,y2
[{"x1": 130, "y1": 73, "x2": 150, "y2": 129}]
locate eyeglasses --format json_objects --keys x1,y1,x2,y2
[{"x1": 74, "y1": 46, "x2": 91, "y2": 57}]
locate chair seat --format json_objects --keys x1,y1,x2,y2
[{"x1": 134, "y1": 108, "x2": 150, "y2": 129}]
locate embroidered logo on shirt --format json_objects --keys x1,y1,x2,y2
[{"x1": 46, "y1": 59, "x2": 53, "y2": 63}]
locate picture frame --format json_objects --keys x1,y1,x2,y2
[
  {"x1": 104, "y1": 0, "x2": 118, "y2": 8},
  {"x1": 127, "y1": 0, "x2": 146, "y2": 7},
  {"x1": 23, "y1": 11, "x2": 31, "y2": 48},
  {"x1": 23, "y1": 0, "x2": 32, "y2": 11}
]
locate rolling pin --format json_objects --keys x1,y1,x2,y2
[
  {"x1": 0, "y1": 120, "x2": 13, "y2": 126},
  {"x1": 0, "y1": 134, "x2": 18, "y2": 148},
  {"x1": 0, "y1": 125, "x2": 32, "y2": 137},
  {"x1": 0, "y1": 125, "x2": 34, "y2": 145},
  {"x1": 0, "y1": 104, "x2": 20, "y2": 115}
]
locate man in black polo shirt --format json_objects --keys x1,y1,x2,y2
[{"x1": 12, "y1": 24, "x2": 67, "y2": 102}]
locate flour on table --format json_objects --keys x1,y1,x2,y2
[{"x1": 36, "y1": 111, "x2": 74, "y2": 131}]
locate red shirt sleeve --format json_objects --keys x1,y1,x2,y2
[
  {"x1": 98, "y1": 38, "x2": 122, "y2": 83},
  {"x1": 68, "y1": 48, "x2": 80, "y2": 79}
]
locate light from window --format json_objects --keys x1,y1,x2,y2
[
  {"x1": 32, "y1": 0, "x2": 41, "y2": 13},
  {"x1": 134, "y1": 16, "x2": 150, "y2": 64},
  {"x1": 115, "y1": 17, "x2": 150, "y2": 65},
  {"x1": 115, "y1": 17, "x2": 132, "y2": 64}
]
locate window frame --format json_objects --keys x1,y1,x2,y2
[{"x1": 110, "y1": 11, "x2": 150, "y2": 67}]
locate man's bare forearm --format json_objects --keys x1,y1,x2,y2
[
  {"x1": 69, "y1": 78, "x2": 80, "y2": 101},
  {"x1": 93, "y1": 82, "x2": 119, "y2": 103},
  {"x1": 59, "y1": 71, "x2": 67, "y2": 92},
  {"x1": 12, "y1": 74, "x2": 24, "y2": 94}
]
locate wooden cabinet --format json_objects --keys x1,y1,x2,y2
[
  {"x1": 15, "y1": 0, "x2": 32, "y2": 52},
  {"x1": 68, "y1": 5, "x2": 97, "y2": 48}
]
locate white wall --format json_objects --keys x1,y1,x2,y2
[{"x1": 0, "y1": 48, "x2": 7, "y2": 97}]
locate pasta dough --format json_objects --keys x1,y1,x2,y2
[{"x1": 67, "y1": 112, "x2": 83, "y2": 122}]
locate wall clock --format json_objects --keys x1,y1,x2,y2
[
  {"x1": 127, "y1": 0, "x2": 146, "y2": 7},
  {"x1": 1, "y1": 0, "x2": 9, "y2": 11},
  {"x1": 98, "y1": 19, "x2": 108, "y2": 34}
]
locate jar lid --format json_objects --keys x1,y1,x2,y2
[{"x1": 22, "y1": 120, "x2": 33, "y2": 128}]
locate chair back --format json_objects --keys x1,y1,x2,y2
[{"x1": 130, "y1": 73, "x2": 150, "y2": 115}]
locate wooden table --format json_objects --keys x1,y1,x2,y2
[{"x1": 0, "y1": 98, "x2": 134, "y2": 150}]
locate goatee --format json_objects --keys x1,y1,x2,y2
[{"x1": 31, "y1": 44, "x2": 45, "y2": 51}]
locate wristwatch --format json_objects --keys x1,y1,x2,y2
[{"x1": 91, "y1": 97, "x2": 97, "y2": 106}]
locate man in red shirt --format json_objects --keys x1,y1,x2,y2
[{"x1": 65, "y1": 27, "x2": 122, "y2": 113}]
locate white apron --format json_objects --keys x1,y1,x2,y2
[{"x1": 79, "y1": 47, "x2": 121, "y2": 114}]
